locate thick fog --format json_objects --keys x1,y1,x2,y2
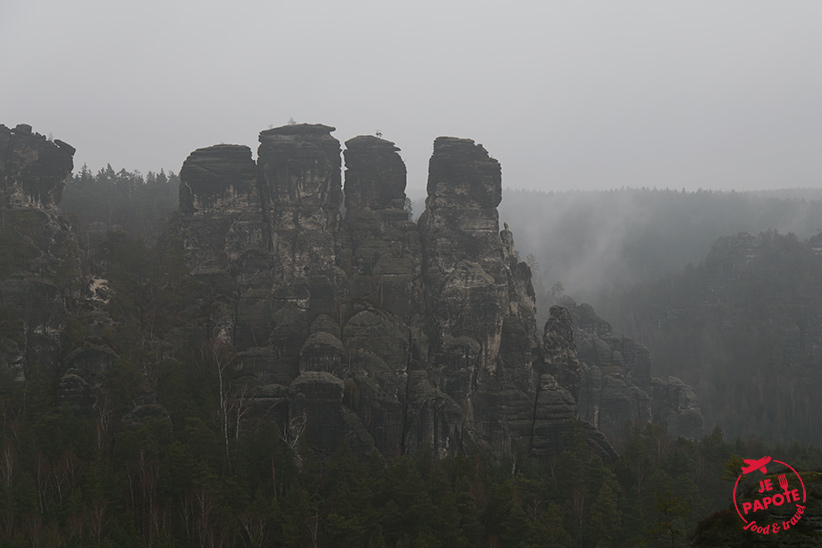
[
  {"x1": 494, "y1": 188, "x2": 822, "y2": 312},
  {"x1": 2, "y1": 0, "x2": 822, "y2": 192}
]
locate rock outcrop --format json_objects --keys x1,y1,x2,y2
[
  {"x1": 178, "y1": 144, "x2": 262, "y2": 276},
  {"x1": 0, "y1": 124, "x2": 76, "y2": 381},
  {"x1": 0, "y1": 124, "x2": 177, "y2": 434},
  {"x1": 340, "y1": 136, "x2": 424, "y2": 456},
  {"x1": 565, "y1": 299, "x2": 705, "y2": 444},
  {"x1": 173, "y1": 127, "x2": 598, "y2": 460},
  {"x1": 416, "y1": 137, "x2": 542, "y2": 456},
  {"x1": 1, "y1": 123, "x2": 75, "y2": 209},
  {"x1": 343, "y1": 135, "x2": 420, "y2": 321},
  {"x1": 2, "y1": 121, "x2": 700, "y2": 463}
]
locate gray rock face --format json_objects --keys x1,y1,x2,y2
[
  {"x1": 343, "y1": 135, "x2": 421, "y2": 321},
  {"x1": 180, "y1": 145, "x2": 260, "y2": 214},
  {"x1": 172, "y1": 124, "x2": 696, "y2": 461},
  {"x1": 178, "y1": 144, "x2": 263, "y2": 275},
  {"x1": 543, "y1": 305, "x2": 581, "y2": 402},
  {"x1": 337, "y1": 136, "x2": 418, "y2": 457},
  {"x1": 650, "y1": 376, "x2": 705, "y2": 439},
  {"x1": 419, "y1": 138, "x2": 505, "y2": 308},
  {"x1": 0, "y1": 124, "x2": 75, "y2": 209},
  {"x1": 417, "y1": 137, "x2": 547, "y2": 457},
  {"x1": 418, "y1": 138, "x2": 536, "y2": 379},
  {"x1": 566, "y1": 298, "x2": 705, "y2": 445},
  {"x1": 0, "y1": 125, "x2": 77, "y2": 381},
  {"x1": 258, "y1": 124, "x2": 343, "y2": 279}
]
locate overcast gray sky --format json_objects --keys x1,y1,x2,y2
[{"x1": 2, "y1": 0, "x2": 820, "y2": 192}]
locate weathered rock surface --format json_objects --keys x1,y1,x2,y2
[
  {"x1": 1, "y1": 123, "x2": 75, "y2": 209},
  {"x1": 416, "y1": 137, "x2": 551, "y2": 457},
  {"x1": 3, "y1": 121, "x2": 700, "y2": 464},
  {"x1": 258, "y1": 124, "x2": 343, "y2": 280},
  {"x1": 178, "y1": 144, "x2": 262, "y2": 276},
  {"x1": 0, "y1": 125, "x2": 77, "y2": 381},
  {"x1": 543, "y1": 305, "x2": 581, "y2": 402},
  {"x1": 0, "y1": 124, "x2": 175, "y2": 428},
  {"x1": 167, "y1": 124, "x2": 695, "y2": 461},
  {"x1": 343, "y1": 135, "x2": 421, "y2": 321},
  {"x1": 565, "y1": 298, "x2": 705, "y2": 444}
]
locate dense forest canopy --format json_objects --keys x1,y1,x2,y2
[
  {"x1": 61, "y1": 165, "x2": 180, "y2": 244},
  {"x1": 614, "y1": 231, "x2": 822, "y2": 445}
]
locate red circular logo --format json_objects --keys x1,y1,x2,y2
[{"x1": 733, "y1": 456, "x2": 806, "y2": 535}]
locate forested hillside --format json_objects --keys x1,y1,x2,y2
[
  {"x1": 4, "y1": 350, "x2": 821, "y2": 548},
  {"x1": 615, "y1": 231, "x2": 822, "y2": 445}
]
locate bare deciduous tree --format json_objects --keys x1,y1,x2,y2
[
  {"x1": 239, "y1": 510, "x2": 269, "y2": 548},
  {"x1": 229, "y1": 380, "x2": 254, "y2": 440},
  {"x1": 206, "y1": 337, "x2": 236, "y2": 465},
  {"x1": 278, "y1": 412, "x2": 307, "y2": 470}
]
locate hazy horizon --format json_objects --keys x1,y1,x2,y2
[{"x1": 3, "y1": 1, "x2": 821, "y2": 192}]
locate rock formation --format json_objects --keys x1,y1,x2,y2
[
  {"x1": 343, "y1": 135, "x2": 420, "y2": 321},
  {"x1": 565, "y1": 299, "x2": 705, "y2": 444},
  {"x1": 1, "y1": 123, "x2": 75, "y2": 209},
  {"x1": 1, "y1": 121, "x2": 702, "y2": 464},
  {"x1": 171, "y1": 126, "x2": 618, "y2": 461},
  {"x1": 0, "y1": 125, "x2": 172, "y2": 433},
  {"x1": 178, "y1": 144, "x2": 262, "y2": 276},
  {"x1": 0, "y1": 124, "x2": 76, "y2": 381}
]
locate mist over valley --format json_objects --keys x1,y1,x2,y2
[{"x1": 3, "y1": 0, "x2": 822, "y2": 544}]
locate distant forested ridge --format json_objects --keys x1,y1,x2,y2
[
  {"x1": 615, "y1": 230, "x2": 822, "y2": 445},
  {"x1": 497, "y1": 188, "x2": 822, "y2": 315}
]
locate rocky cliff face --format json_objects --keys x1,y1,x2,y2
[
  {"x1": 3, "y1": 121, "x2": 697, "y2": 462},
  {"x1": 565, "y1": 299, "x2": 705, "y2": 444},
  {"x1": 417, "y1": 137, "x2": 540, "y2": 456},
  {"x1": 0, "y1": 124, "x2": 77, "y2": 381},
  {"x1": 1, "y1": 124, "x2": 75, "y2": 209},
  {"x1": 171, "y1": 126, "x2": 607, "y2": 460},
  {"x1": 170, "y1": 124, "x2": 709, "y2": 460},
  {"x1": 178, "y1": 144, "x2": 262, "y2": 276}
]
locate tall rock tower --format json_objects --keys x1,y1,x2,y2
[
  {"x1": 175, "y1": 125, "x2": 607, "y2": 461},
  {"x1": 417, "y1": 137, "x2": 541, "y2": 456}
]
